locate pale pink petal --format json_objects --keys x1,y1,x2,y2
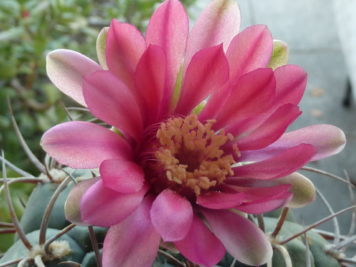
[
  {"x1": 174, "y1": 215, "x2": 225, "y2": 267},
  {"x1": 175, "y1": 45, "x2": 229, "y2": 115},
  {"x1": 100, "y1": 159, "x2": 144, "y2": 193},
  {"x1": 227, "y1": 25, "x2": 273, "y2": 79},
  {"x1": 273, "y1": 64, "x2": 307, "y2": 106},
  {"x1": 197, "y1": 184, "x2": 291, "y2": 210},
  {"x1": 213, "y1": 68, "x2": 276, "y2": 129},
  {"x1": 150, "y1": 189, "x2": 193, "y2": 242},
  {"x1": 241, "y1": 125, "x2": 346, "y2": 162},
  {"x1": 186, "y1": 0, "x2": 240, "y2": 64},
  {"x1": 80, "y1": 180, "x2": 147, "y2": 227},
  {"x1": 46, "y1": 49, "x2": 101, "y2": 106},
  {"x1": 83, "y1": 70, "x2": 143, "y2": 141},
  {"x1": 103, "y1": 197, "x2": 160, "y2": 267},
  {"x1": 65, "y1": 178, "x2": 99, "y2": 225},
  {"x1": 203, "y1": 209, "x2": 272, "y2": 266},
  {"x1": 146, "y1": 0, "x2": 189, "y2": 93},
  {"x1": 236, "y1": 104, "x2": 301, "y2": 150},
  {"x1": 41, "y1": 121, "x2": 132, "y2": 169},
  {"x1": 234, "y1": 144, "x2": 316, "y2": 179},
  {"x1": 106, "y1": 20, "x2": 146, "y2": 87},
  {"x1": 135, "y1": 45, "x2": 166, "y2": 124},
  {"x1": 236, "y1": 189, "x2": 292, "y2": 214}
]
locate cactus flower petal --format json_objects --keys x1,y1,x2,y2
[
  {"x1": 41, "y1": 121, "x2": 132, "y2": 169},
  {"x1": 100, "y1": 159, "x2": 145, "y2": 193},
  {"x1": 46, "y1": 49, "x2": 101, "y2": 106},
  {"x1": 146, "y1": 0, "x2": 189, "y2": 92},
  {"x1": 80, "y1": 180, "x2": 147, "y2": 227},
  {"x1": 227, "y1": 25, "x2": 273, "y2": 79},
  {"x1": 150, "y1": 189, "x2": 193, "y2": 242},
  {"x1": 186, "y1": 0, "x2": 240, "y2": 63},
  {"x1": 234, "y1": 144, "x2": 316, "y2": 180},
  {"x1": 83, "y1": 70, "x2": 144, "y2": 141},
  {"x1": 106, "y1": 20, "x2": 146, "y2": 87},
  {"x1": 241, "y1": 124, "x2": 346, "y2": 162},
  {"x1": 174, "y1": 215, "x2": 226, "y2": 267},
  {"x1": 103, "y1": 197, "x2": 160, "y2": 267},
  {"x1": 203, "y1": 209, "x2": 272, "y2": 266}
]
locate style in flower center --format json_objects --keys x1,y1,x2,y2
[{"x1": 152, "y1": 114, "x2": 236, "y2": 197}]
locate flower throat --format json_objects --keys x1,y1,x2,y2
[{"x1": 147, "y1": 114, "x2": 236, "y2": 197}]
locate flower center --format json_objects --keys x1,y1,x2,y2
[{"x1": 150, "y1": 114, "x2": 235, "y2": 197}]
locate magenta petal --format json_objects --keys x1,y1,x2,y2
[
  {"x1": 235, "y1": 144, "x2": 316, "y2": 179},
  {"x1": 242, "y1": 124, "x2": 346, "y2": 162},
  {"x1": 175, "y1": 45, "x2": 229, "y2": 115},
  {"x1": 227, "y1": 25, "x2": 273, "y2": 79},
  {"x1": 80, "y1": 180, "x2": 146, "y2": 227},
  {"x1": 83, "y1": 70, "x2": 143, "y2": 141},
  {"x1": 150, "y1": 189, "x2": 193, "y2": 242},
  {"x1": 203, "y1": 209, "x2": 272, "y2": 266},
  {"x1": 197, "y1": 191, "x2": 247, "y2": 209},
  {"x1": 237, "y1": 104, "x2": 301, "y2": 150},
  {"x1": 214, "y1": 68, "x2": 276, "y2": 129},
  {"x1": 198, "y1": 184, "x2": 291, "y2": 210},
  {"x1": 237, "y1": 192, "x2": 292, "y2": 214},
  {"x1": 186, "y1": 0, "x2": 240, "y2": 64},
  {"x1": 41, "y1": 121, "x2": 132, "y2": 169},
  {"x1": 102, "y1": 197, "x2": 160, "y2": 267},
  {"x1": 274, "y1": 64, "x2": 307, "y2": 106},
  {"x1": 174, "y1": 215, "x2": 225, "y2": 267},
  {"x1": 135, "y1": 45, "x2": 166, "y2": 124},
  {"x1": 106, "y1": 20, "x2": 146, "y2": 87},
  {"x1": 146, "y1": 0, "x2": 188, "y2": 92},
  {"x1": 100, "y1": 159, "x2": 144, "y2": 193}
]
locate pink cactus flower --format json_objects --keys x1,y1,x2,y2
[{"x1": 41, "y1": 0, "x2": 346, "y2": 266}]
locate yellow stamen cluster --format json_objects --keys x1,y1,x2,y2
[{"x1": 155, "y1": 114, "x2": 235, "y2": 196}]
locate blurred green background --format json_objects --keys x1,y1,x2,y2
[{"x1": 0, "y1": 0, "x2": 196, "y2": 253}]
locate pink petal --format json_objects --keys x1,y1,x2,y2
[
  {"x1": 227, "y1": 25, "x2": 273, "y2": 79},
  {"x1": 46, "y1": 49, "x2": 101, "y2": 106},
  {"x1": 234, "y1": 144, "x2": 316, "y2": 179},
  {"x1": 203, "y1": 209, "x2": 272, "y2": 266},
  {"x1": 213, "y1": 68, "x2": 276, "y2": 129},
  {"x1": 65, "y1": 178, "x2": 99, "y2": 225},
  {"x1": 274, "y1": 64, "x2": 307, "y2": 106},
  {"x1": 100, "y1": 159, "x2": 144, "y2": 193},
  {"x1": 83, "y1": 70, "x2": 143, "y2": 141},
  {"x1": 135, "y1": 45, "x2": 166, "y2": 124},
  {"x1": 241, "y1": 124, "x2": 346, "y2": 162},
  {"x1": 146, "y1": 0, "x2": 189, "y2": 94},
  {"x1": 236, "y1": 104, "x2": 301, "y2": 150},
  {"x1": 106, "y1": 20, "x2": 146, "y2": 87},
  {"x1": 236, "y1": 189, "x2": 292, "y2": 214},
  {"x1": 150, "y1": 189, "x2": 193, "y2": 242},
  {"x1": 197, "y1": 191, "x2": 247, "y2": 209},
  {"x1": 41, "y1": 121, "x2": 132, "y2": 169},
  {"x1": 186, "y1": 0, "x2": 240, "y2": 64},
  {"x1": 197, "y1": 184, "x2": 291, "y2": 210},
  {"x1": 103, "y1": 197, "x2": 160, "y2": 267},
  {"x1": 175, "y1": 45, "x2": 229, "y2": 115},
  {"x1": 174, "y1": 215, "x2": 225, "y2": 267},
  {"x1": 80, "y1": 180, "x2": 147, "y2": 227}
]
